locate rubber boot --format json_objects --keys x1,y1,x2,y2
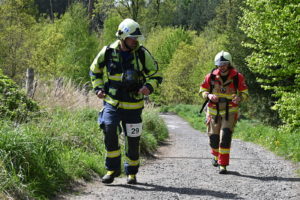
[
  {"x1": 127, "y1": 174, "x2": 137, "y2": 184},
  {"x1": 212, "y1": 156, "x2": 219, "y2": 167},
  {"x1": 219, "y1": 165, "x2": 228, "y2": 174},
  {"x1": 102, "y1": 170, "x2": 121, "y2": 184}
]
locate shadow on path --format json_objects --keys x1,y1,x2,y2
[
  {"x1": 228, "y1": 171, "x2": 300, "y2": 182},
  {"x1": 108, "y1": 182, "x2": 241, "y2": 199}
]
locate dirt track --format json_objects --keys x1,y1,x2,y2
[{"x1": 57, "y1": 114, "x2": 300, "y2": 200}]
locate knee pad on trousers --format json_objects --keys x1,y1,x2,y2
[
  {"x1": 209, "y1": 134, "x2": 220, "y2": 149},
  {"x1": 126, "y1": 136, "x2": 140, "y2": 161},
  {"x1": 103, "y1": 124, "x2": 119, "y2": 151},
  {"x1": 220, "y1": 128, "x2": 232, "y2": 148}
]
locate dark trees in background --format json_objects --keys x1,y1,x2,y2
[{"x1": 173, "y1": 0, "x2": 221, "y2": 31}]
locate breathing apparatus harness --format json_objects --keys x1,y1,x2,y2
[
  {"x1": 104, "y1": 44, "x2": 159, "y2": 93},
  {"x1": 199, "y1": 68, "x2": 239, "y2": 123}
]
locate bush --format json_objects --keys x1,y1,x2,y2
[
  {"x1": 159, "y1": 27, "x2": 226, "y2": 105},
  {"x1": 140, "y1": 108, "x2": 169, "y2": 156},
  {"x1": 0, "y1": 70, "x2": 39, "y2": 122},
  {"x1": 0, "y1": 108, "x2": 104, "y2": 199}
]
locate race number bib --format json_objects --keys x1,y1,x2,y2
[{"x1": 126, "y1": 123, "x2": 142, "y2": 137}]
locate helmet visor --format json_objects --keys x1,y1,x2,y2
[
  {"x1": 215, "y1": 60, "x2": 230, "y2": 66},
  {"x1": 128, "y1": 28, "x2": 144, "y2": 41},
  {"x1": 130, "y1": 28, "x2": 142, "y2": 36}
]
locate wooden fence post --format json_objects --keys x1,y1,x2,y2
[
  {"x1": 83, "y1": 82, "x2": 89, "y2": 103},
  {"x1": 26, "y1": 68, "x2": 35, "y2": 98}
]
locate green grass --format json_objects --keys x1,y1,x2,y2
[
  {"x1": 235, "y1": 120, "x2": 300, "y2": 162},
  {"x1": 141, "y1": 108, "x2": 169, "y2": 155},
  {"x1": 161, "y1": 104, "x2": 300, "y2": 164},
  {"x1": 0, "y1": 107, "x2": 168, "y2": 199}
]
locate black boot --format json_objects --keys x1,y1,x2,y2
[
  {"x1": 219, "y1": 165, "x2": 228, "y2": 174},
  {"x1": 102, "y1": 170, "x2": 121, "y2": 184},
  {"x1": 212, "y1": 157, "x2": 219, "y2": 167},
  {"x1": 127, "y1": 174, "x2": 137, "y2": 184}
]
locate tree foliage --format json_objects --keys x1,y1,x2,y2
[
  {"x1": 141, "y1": 0, "x2": 176, "y2": 31},
  {"x1": 144, "y1": 27, "x2": 195, "y2": 71},
  {"x1": 173, "y1": 0, "x2": 221, "y2": 31},
  {"x1": 160, "y1": 28, "x2": 225, "y2": 104},
  {"x1": 56, "y1": 3, "x2": 99, "y2": 82},
  {"x1": 31, "y1": 3, "x2": 99, "y2": 82},
  {"x1": 0, "y1": 69, "x2": 39, "y2": 122},
  {"x1": 240, "y1": 0, "x2": 300, "y2": 130},
  {"x1": 101, "y1": 14, "x2": 122, "y2": 46},
  {"x1": 144, "y1": 26, "x2": 225, "y2": 105},
  {"x1": 0, "y1": 0, "x2": 37, "y2": 83}
]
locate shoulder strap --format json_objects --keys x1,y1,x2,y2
[
  {"x1": 137, "y1": 47, "x2": 145, "y2": 68},
  {"x1": 233, "y1": 72, "x2": 239, "y2": 90},
  {"x1": 104, "y1": 44, "x2": 112, "y2": 63},
  {"x1": 209, "y1": 68, "x2": 217, "y2": 93},
  {"x1": 199, "y1": 68, "x2": 217, "y2": 114},
  {"x1": 137, "y1": 46, "x2": 159, "y2": 78}
]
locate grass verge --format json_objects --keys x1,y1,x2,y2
[{"x1": 0, "y1": 107, "x2": 168, "y2": 199}]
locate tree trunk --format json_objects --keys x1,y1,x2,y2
[
  {"x1": 88, "y1": 0, "x2": 94, "y2": 20},
  {"x1": 131, "y1": 0, "x2": 139, "y2": 21},
  {"x1": 154, "y1": 0, "x2": 161, "y2": 27},
  {"x1": 49, "y1": 0, "x2": 54, "y2": 23},
  {"x1": 26, "y1": 68, "x2": 35, "y2": 98}
]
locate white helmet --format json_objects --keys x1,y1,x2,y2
[
  {"x1": 214, "y1": 51, "x2": 232, "y2": 66},
  {"x1": 116, "y1": 18, "x2": 144, "y2": 41}
]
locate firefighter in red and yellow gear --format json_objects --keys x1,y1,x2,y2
[{"x1": 199, "y1": 51, "x2": 248, "y2": 174}]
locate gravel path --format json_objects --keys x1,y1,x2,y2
[{"x1": 57, "y1": 114, "x2": 300, "y2": 200}]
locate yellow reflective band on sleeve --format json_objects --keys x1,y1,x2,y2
[
  {"x1": 104, "y1": 95, "x2": 119, "y2": 107},
  {"x1": 199, "y1": 87, "x2": 209, "y2": 93},
  {"x1": 107, "y1": 149, "x2": 121, "y2": 158},
  {"x1": 119, "y1": 100, "x2": 144, "y2": 110},
  {"x1": 90, "y1": 47, "x2": 106, "y2": 73},
  {"x1": 109, "y1": 74, "x2": 122, "y2": 81},
  {"x1": 91, "y1": 66, "x2": 103, "y2": 73},
  {"x1": 212, "y1": 148, "x2": 219, "y2": 153},
  {"x1": 126, "y1": 157, "x2": 140, "y2": 166},
  {"x1": 92, "y1": 79, "x2": 104, "y2": 88},
  {"x1": 241, "y1": 92, "x2": 249, "y2": 101},
  {"x1": 148, "y1": 71, "x2": 162, "y2": 78},
  {"x1": 219, "y1": 148, "x2": 230, "y2": 154},
  {"x1": 146, "y1": 79, "x2": 158, "y2": 90},
  {"x1": 208, "y1": 107, "x2": 239, "y2": 116},
  {"x1": 240, "y1": 89, "x2": 249, "y2": 94}
]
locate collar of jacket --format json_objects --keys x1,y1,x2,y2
[{"x1": 212, "y1": 68, "x2": 238, "y2": 79}]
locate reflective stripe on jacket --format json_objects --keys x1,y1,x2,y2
[
  {"x1": 199, "y1": 68, "x2": 249, "y2": 116},
  {"x1": 90, "y1": 40, "x2": 162, "y2": 110}
]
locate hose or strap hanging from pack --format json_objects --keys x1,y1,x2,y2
[
  {"x1": 215, "y1": 102, "x2": 220, "y2": 123},
  {"x1": 225, "y1": 101, "x2": 229, "y2": 120}
]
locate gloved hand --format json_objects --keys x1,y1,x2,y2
[
  {"x1": 208, "y1": 94, "x2": 219, "y2": 103},
  {"x1": 232, "y1": 94, "x2": 241, "y2": 104},
  {"x1": 96, "y1": 89, "x2": 106, "y2": 99},
  {"x1": 138, "y1": 86, "x2": 150, "y2": 95}
]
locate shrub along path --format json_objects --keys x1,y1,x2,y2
[{"x1": 57, "y1": 114, "x2": 300, "y2": 200}]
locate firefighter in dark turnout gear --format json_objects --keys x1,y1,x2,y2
[
  {"x1": 90, "y1": 18, "x2": 162, "y2": 184},
  {"x1": 199, "y1": 51, "x2": 248, "y2": 174}
]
